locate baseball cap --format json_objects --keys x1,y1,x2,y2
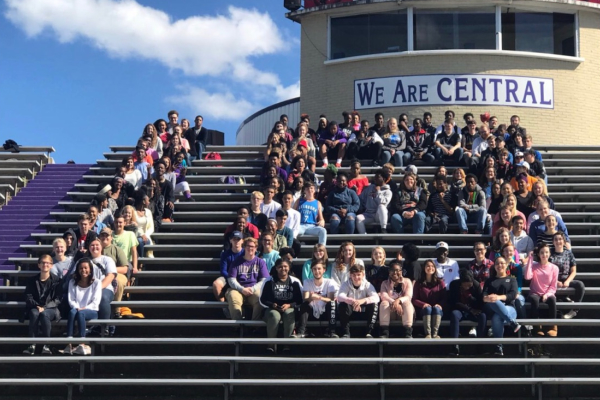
[
  {"x1": 231, "y1": 231, "x2": 243, "y2": 240},
  {"x1": 517, "y1": 161, "x2": 530, "y2": 169},
  {"x1": 405, "y1": 165, "x2": 418, "y2": 175},
  {"x1": 99, "y1": 227, "x2": 112, "y2": 236},
  {"x1": 98, "y1": 184, "x2": 111, "y2": 196},
  {"x1": 297, "y1": 140, "x2": 308, "y2": 149},
  {"x1": 514, "y1": 151, "x2": 524, "y2": 158},
  {"x1": 436, "y1": 241, "x2": 449, "y2": 251}
]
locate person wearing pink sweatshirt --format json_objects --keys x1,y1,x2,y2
[
  {"x1": 379, "y1": 260, "x2": 414, "y2": 338},
  {"x1": 524, "y1": 243, "x2": 559, "y2": 337},
  {"x1": 337, "y1": 264, "x2": 380, "y2": 338}
]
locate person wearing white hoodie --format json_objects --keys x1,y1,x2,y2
[
  {"x1": 356, "y1": 170, "x2": 392, "y2": 234},
  {"x1": 337, "y1": 264, "x2": 380, "y2": 338}
]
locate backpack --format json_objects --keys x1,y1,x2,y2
[
  {"x1": 3, "y1": 139, "x2": 20, "y2": 153},
  {"x1": 219, "y1": 176, "x2": 238, "y2": 193},
  {"x1": 204, "y1": 152, "x2": 222, "y2": 167},
  {"x1": 236, "y1": 176, "x2": 247, "y2": 193}
]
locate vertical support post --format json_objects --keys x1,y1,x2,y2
[
  {"x1": 224, "y1": 384, "x2": 229, "y2": 400},
  {"x1": 537, "y1": 382, "x2": 542, "y2": 400},
  {"x1": 496, "y1": 5, "x2": 502, "y2": 51},
  {"x1": 79, "y1": 360, "x2": 85, "y2": 393},
  {"x1": 90, "y1": 345, "x2": 95, "y2": 373},
  {"x1": 531, "y1": 364, "x2": 536, "y2": 398},
  {"x1": 67, "y1": 383, "x2": 73, "y2": 400},
  {"x1": 379, "y1": 342, "x2": 384, "y2": 400},
  {"x1": 407, "y1": 7, "x2": 414, "y2": 52}
]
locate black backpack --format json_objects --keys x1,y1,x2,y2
[{"x1": 3, "y1": 139, "x2": 20, "y2": 153}]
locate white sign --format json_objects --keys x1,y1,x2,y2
[{"x1": 354, "y1": 74, "x2": 554, "y2": 110}]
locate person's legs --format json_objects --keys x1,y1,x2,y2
[
  {"x1": 391, "y1": 151, "x2": 403, "y2": 167},
  {"x1": 475, "y1": 311, "x2": 488, "y2": 338},
  {"x1": 468, "y1": 208, "x2": 487, "y2": 233},
  {"x1": 422, "y1": 152, "x2": 435, "y2": 164},
  {"x1": 247, "y1": 293, "x2": 263, "y2": 321},
  {"x1": 356, "y1": 213, "x2": 375, "y2": 234},
  {"x1": 515, "y1": 294, "x2": 526, "y2": 319},
  {"x1": 137, "y1": 236, "x2": 146, "y2": 258},
  {"x1": 402, "y1": 151, "x2": 412, "y2": 166},
  {"x1": 369, "y1": 143, "x2": 383, "y2": 163},
  {"x1": 212, "y1": 276, "x2": 227, "y2": 301},
  {"x1": 411, "y1": 211, "x2": 426, "y2": 234},
  {"x1": 569, "y1": 280, "x2": 586, "y2": 303},
  {"x1": 264, "y1": 309, "x2": 281, "y2": 339},
  {"x1": 390, "y1": 213, "x2": 404, "y2": 233},
  {"x1": 375, "y1": 205, "x2": 389, "y2": 231},
  {"x1": 304, "y1": 225, "x2": 327, "y2": 245},
  {"x1": 421, "y1": 306, "x2": 433, "y2": 337},
  {"x1": 380, "y1": 150, "x2": 392, "y2": 165},
  {"x1": 344, "y1": 212, "x2": 356, "y2": 234},
  {"x1": 99, "y1": 289, "x2": 114, "y2": 320},
  {"x1": 325, "y1": 300, "x2": 337, "y2": 333},
  {"x1": 38, "y1": 309, "x2": 60, "y2": 338},
  {"x1": 452, "y1": 148, "x2": 464, "y2": 163},
  {"x1": 449, "y1": 310, "x2": 463, "y2": 338},
  {"x1": 402, "y1": 302, "x2": 414, "y2": 328},
  {"x1": 484, "y1": 301, "x2": 517, "y2": 327},
  {"x1": 335, "y1": 143, "x2": 347, "y2": 162},
  {"x1": 27, "y1": 308, "x2": 40, "y2": 338},
  {"x1": 433, "y1": 148, "x2": 444, "y2": 162},
  {"x1": 67, "y1": 308, "x2": 78, "y2": 337},
  {"x1": 346, "y1": 142, "x2": 360, "y2": 161},
  {"x1": 225, "y1": 289, "x2": 244, "y2": 320},
  {"x1": 338, "y1": 302, "x2": 353, "y2": 336},
  {"x1": 365, "y1": 303, "x2": 378, "y2": 335},
  {"x1": 455, "y1": 207, "x2": 468, "y2": 233},
  {"x1": 528, "y1": 294, "x2": 541, "y2": 319},
  {"x1": 281, "y1": 307, "x2": 296, "y2": 338},
  {"x1": 114, "y1": 273, "x2": 128, "y2": 302},
  {"x1": 78, "y1": 309, "x2": 99, "y2": 338},
  {"x1": 329, "y1": 214, "x2": 341, "y2": 234},
  {"x1": 297, "y1": 302, "x2": 311, "y2": 335},
  {"x1": 379, "y1": 301, "x2": 391, "y2": 332},
  {"x1": 544, "y1": 295, "x2": 557, "y2": 319},
  {"x1": 439, "y1": 214, "x2": 450, "y2": 234}
]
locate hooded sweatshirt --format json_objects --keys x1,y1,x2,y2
[{"x1": 359, "y1": 184, "x2": 392, "y2": 214}]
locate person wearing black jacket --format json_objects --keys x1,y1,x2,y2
[
  {"x1": 23, "y1": 254, "x2": 62, "y2": 355},
  {"x1": 482, "y1": 257, "x2": 522, "y2": 356},
  {"x1": 185, "y1": 115, "x2": 208, "y2": 162},
  {"x1": 448, "y1": 269, "x2": 486, "y2": 356},
  {"x1": 390, "y1": 172, "x2": 428, "y2": 234},
  {"x1": 154, "y1": 160, "x2": 174, "y2": 221},
  {"x1": 65, "y1": 214, "x2": 98, "y2": 258}
]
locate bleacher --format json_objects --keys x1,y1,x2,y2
[
  {"x1": 0, "y1": 146, "x2": 54, "y2": 205},
  {"x1": 3, "y1": 144, "x2": 600, "y2": 399}
]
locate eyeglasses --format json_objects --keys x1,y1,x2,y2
[{"x1": 390, "y1": 270, "x2": 402, "y2": 274}]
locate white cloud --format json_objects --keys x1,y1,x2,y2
[
  {"x1": 4, "y1": 0, "x2": 300, "y2": 120},
  {"x1": 167, "y1": 87, "x2": 254, "y2": 121}
]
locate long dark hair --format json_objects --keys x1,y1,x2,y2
[
  {"x1": 418, "y1": 259, "x2": 441, "y2": 287},
  {"x1": 73, "y1": 258, "x2": 95, "y2": 285}
]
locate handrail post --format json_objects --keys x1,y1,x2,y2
[
  {"x1": 79, "y1": 360, "x2": 85, "y2": 393},
  {"x1": 537, "y1": 382, "x2": 542, "y2": 400},
  {"x1": 67, "y1": 383, "x2": 73, "y2": 400},
  {"x1": 530, "y1": 362, "x2": 536, "y2": 397}
]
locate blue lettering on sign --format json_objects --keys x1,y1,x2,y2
[
  {"x1": 408, "y1": 85, "x2": 417, "y2": 103},
  {"x1": 489, "y1": 79, "x2": 502, "y2": 102},
  {"x1": 437, "y1": 78, "x2": 452, "y2": 102},
  {"x1": 522, "y1": 81, "x2": 537, "y2": 104},
  {"x1": 375, "y1": 87, "x2": 384, "y2": 104},
  {"x1": 540, "y1": 82, "x2": 552, "y2": 105},
  {"x1": 472, "y1": 78, "x2": 486, "y2": 102},
  {"x1": 506, "y1": 79, "x2": 519, "y2": 103},
  {"x1": 455, "y1": 78, "x2": 468, "y2": 101},
  {"x1": 393, "y1": 80, "x2": 407, "y2": 104},
  {"x1": 419, "y1": 85, "x2": 428, "y2": 102},
  {"x1": 357, "y1": 82, "x2": 375, "y2": 106}
]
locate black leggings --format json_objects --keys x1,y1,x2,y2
[
  {"x1": 528, "y1": 294, "x2": 557, "y2": 319},
  {"x1": 297, "y1": 301, "x2": 336, "y2": 334},
  {"x1": 339, "y1": 302, "x2": 379, "y2": 333}
]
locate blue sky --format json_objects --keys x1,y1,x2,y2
[{"x1": 0, "y1": 0, "x2": 300, "y2": 163}]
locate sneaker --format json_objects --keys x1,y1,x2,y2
[
  {"x1": 565, "y1": 297, "x2": 574, "y2": 303},
  {"x1": 494, "y1": 345, "x2": 504, "y2": 356},
  {"x1": 295, "y1": 332, "x2": 307, "y2": 338},
  {"x1": 83, "y1": 345, "x2": 92, "y2": 356},
  {"x1": 321, "y1": 162, "x2": 328, "y2": 168},
  {"x1": 365, "y1": 333, "x2": 373, "y2": 339},
  {"x1": 42, "y1": 345, "x2": 52, "y2": 355},
  {"x1": 563, "y1": 310, "x2": 578, "y2": 319},
  {"x1": 510, "y1": 321, "x2": 522, "y2": 333},
  {"x1": 379, "y1": 331, "x2": 389, "y2": 339},
  {"x1": 380, "y1": 228, "x2": 388, "y2": 234},
  {"x1": 60, "y1": 345, "x2": 73, "y2": 355},
  {"x1": 487, "y1": 328, "x2": 493, "y2": 337},
  {"x1": 468, "y1": 327, "x2": 477, "y2": 337},
  {"x1": 449, "y1": 345, "x2": 460, "y2": 356},
  {"x1": 335, "y1": 162, "x2": 342, "y2": 168},
  {"x1": 222, "y1": 308, "x2": 231, "y2": 320},
  {"x1": 108, "y1": 326, "x2": 116, "y2": 337},
  {"x1": 342, "y1": 330, "x2": 351, "y2": 339},
  {"x1": 22, "y1": 345, "x2": 35, "y2": 355},
  {"x1": 326, "y1": 332, "x2": 339, "y2": 338},
  {"x1": 73, "y1": 345, "x2": 86, "y2": 356}
]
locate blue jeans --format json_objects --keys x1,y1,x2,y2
[
  {"x1": 450, "y1": 309, "x2": 487, "y2": 338},
  {"x1": 137, "y1": 236, "x2": 151, "y2": 258},
  {"x1": 298, "y1": 224, "x2": 327, "y2": 245},
  {"x1": 329, "y1": 212, "x2": 356, "y2": 234},
  {"x1": 483, "y1": 301, "x2": 517, "y2": 339},
  {"x1": 67, "y1": 308, "x2": 98, "y2": 338},
  {"x1": 391, "y1": 211, "x2": 426, "y2": 234},
  {"x1": 433, "y1": 147, "x2": 464, "y2": 164},
  {"x1": 404, "y1": 152, "x2": 435, "y2": 165},
  {"x1": 380, "y1": 150, "x2": 406, "y2": 167},
  {"x1": 455, "y1": 207, "x2": 487, "y2": 233},
  {"x1": 100, "y1": 289, "x2": 114, "y2": 320},
  {"x1": 421, "y1": 306, "x2": 443, "y2": 317}
]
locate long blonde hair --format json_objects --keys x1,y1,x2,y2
[
  {"x1": 335, "y1": 242, "x2": 356, "y2": 272},
  {"x1": 371, "y1": 246, "x2": 386, "y2": 265},
  {"x1": 121, "y1": 205, "x2": 137, "y2": 225},
  {"x1": 384, "y1": 118, "x2": 400, "y2": 137},
  {"x1": 310, "y1": 243, "x2": 329, "y2": 267}
]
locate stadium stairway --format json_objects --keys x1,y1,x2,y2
[
  {"x1": 0, "y1": 164, "x2": 91, "y2": 272},
  {"x1": 5, "y1": 146, "x2": 600, "y2": 399}
]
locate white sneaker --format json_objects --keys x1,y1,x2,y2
[
  {"x1": 42, "y1": 345, "x2": 52, "y2": 355},
  {"x1": 73, "y1": 345, "x2": 86, "y2": 355},
  {"x1": 563, "y1": 310, "x2": 578, "y2": 319},
  {"x1": 22, "y1": 345, "x2": 35, "y2": 355},
  {"x1": 60, "y1": 345, "x2": 73, "y2": 355},
  {"x1": 487, "y1": 328, "x2": 493, "y2": 337},
  {"x1": 468, "y1": 327, "x2": 477, "y2": 337},
  {"x1": 83, "y1": 345, "x2": 92, "y2": 355}
]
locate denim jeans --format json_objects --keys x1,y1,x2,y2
[
  {"x1": 100, "y1": 289, "x2": 114, "y2": 320},
  {"x1": 455, "y1": 207, "x2": 487, "y2": 233},
  {"x1": 426, "y1": 214, "x2": 450, "y2": 234},
  {"x1": 298, "y1": 224, "x2": 327, "y2": 245},
  {"x1": 391, "y1": 211, "x2": 426, "y2": 234},
  {"x1": 420, "y1": 306, "x2": 443, "y2": 317},
  {"x1": 380, "y1": 150, "x2": 406, "y2": 167},
  {"x1": 483, "y1": 301, "x2": 517, "y2": 339},
  {"x1": 449, "y1": 309, "x2": 487, "y2": 338},
  {"x1": 67, "y1": 308, "x2": 99, "y2": 338},
  {"x1": 28, "y1": 308, "x2": 60, "y2": 338},
  {"x1": 404, "y1": 152, "x2": 435, "y2": 165},
  {"x1": 137, "y1": 236, "x2": 151, "y2": 258},
  {"x1": 329, "y1": 212, "x2": 356, "y2": 234},
  {"x1": 433, "y1": 147, "x2": 464, "y2": 164}
]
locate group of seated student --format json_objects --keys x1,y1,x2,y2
[
  {"x1": 213, "y1": 226, "x2": 583, "y2": 356},
  {"x1": 21, "y1": 111, "x2": 206, "y2": 354}
]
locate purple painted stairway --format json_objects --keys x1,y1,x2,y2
[{"x1": 0, "y1": 164, "x2": 92, "y2": 269}]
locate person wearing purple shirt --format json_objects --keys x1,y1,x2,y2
[
  {"x1": 226, "y1": 238, "x2": 269, "y2": 321},
  {"x1": 318, "y1": 121, "x2": 348, "y2": 168}
]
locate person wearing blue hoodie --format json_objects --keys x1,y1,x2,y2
[
  {"x1": 317, "y1": 121, "x2": 348, "y2": 168},
  {"x1": 325, "y1": 171, "x2": 360, "y2": 235}
]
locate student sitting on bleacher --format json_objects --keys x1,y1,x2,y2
[
  {"x1": 482, "y1": 256, "x2": 521, "y2": 356},
  {"x1": 262, "y1": 152, "x2": 288, "y2": 184},
  {"x1": 378, "y1": 259, "x2": 414, "y2": 339},
  {"x1": 413, "y1": 260, "x2": 446, "y2": 339},
  {"x1": 274, "y1": 210, "x2": 293, "y2": 251},
  {"x1": 98, "y1": 227, "x2": 129, "y2": 316},
  {"x1": 280, "y1": 191, "x2": 300, "y2": 240},
  {"x1": 295, "y1": 181, "x2": 327, "y2": 245},
  {"x1": 260, "y1": 259, "x2": 303, "y2": 353},
  {"x1": 259, "y1": 232, "x2": 280, "y2": 273},
  {"x1": 65, "y1": 214, "x2": 98, "y2": 257},
  {"x1": 213, "y1": 231, "x2": 244, "y2": 306},
  {"x1": 87, "y1": 205, "x2": 107, "y2": 234},
  {"x1": 550, "y1": 232, "x2": 585, "y2": 320},
  {"x1": 152, "y1": 161, "x2": 174, "y2": 222},
  {"x1": 337, "y1": 264, "x2": 379, "y2": 338},
  {"x1": 455, "y1": 174, "x2": 488, "y2": 235},
  {"x1": 325, "y1": 171, "x2": 360, "y2": 235},
  {"x1": 142, "y1": 123, "x2": 163, "y2": 159},
  {"x1": 122, "y1": 156, "x2": 143, "y2": 190},
  {"x1": 224, "y1": 211, "x2": 259, "y2": 245},
  {"x1": 390, "y1": 172, "x2": 427, "y2": 234},
  {"x1": 248, "y1": 191, "x2": 268, "y2": 231},
  {"x1": 318, "y1": 121, "x2": 348, "y2": 168},
  {"x1": 332, "y1": 242, "x2": 364, "y2": 285},
  {"x1": 141, "y1": 178, "x2": 164, "y2": 230},
  {"x1": 260, "y1": 186, "x2": 282, "y2": 219},
  {"x1": 448, "y1": 269, "x2": 486, "y2": 355},
  {"x1": 23, "y1": 254, "x2": 62, "y2": 355},
  {"x1": 510, "y1": 215, "x2": 534, "y2": 263},
  {"x1": 226, "y1": 238, "x2": 269, "y2": 322},
  {"x1": 467, "y1": 242, "x2": 494, "y2": 288},
  {"x1": 302, "y1": 243, "x2": 331, "y2": 282},
  {"x1": 524, "y1": 245, "x2": 559, "y2": 337},
  {"x1": 529, "y1": 200, "x2": 570, "y2": 248},
  {"x1": 64, "y1": 258, "x2": 101, "y2": 355},
  {"x1": 88, "y1": 238, "x2": 117, "y2": 335},
  {"x1": 356, "y1": 169, "x2": 392, "y2": 234},
  {"x1": 51, "y1": 238, "x2": 72, "y2": 278},
  {"x1": 297, "y1": 261, "x2": 338, "y2": 338},
  {"x1": 425, "y1": 174, "x2": 454, "y2": 234},
  {"x1": 91, "y1": 194, "x2": 115, "y2": 227},
  {"x1": 134, "y1": 194, "x2": 154, "y2": 258},
  {"x1": 265, "y1": 218, "x2": 287, "y2": 251}
]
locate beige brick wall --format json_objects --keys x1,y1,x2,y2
[{"x1": 300, "y1": 10, "x2": 600, "y2": 145}]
